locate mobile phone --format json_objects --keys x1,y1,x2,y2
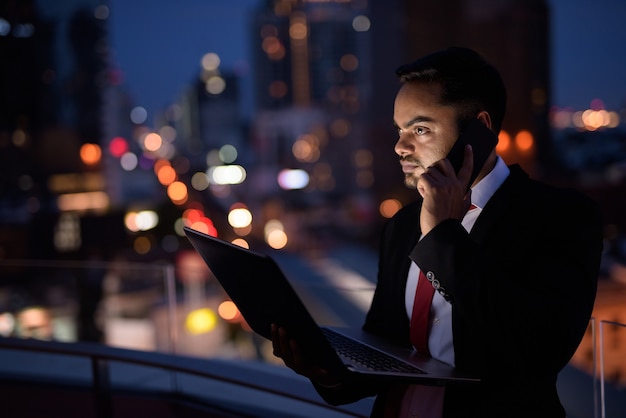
[{"x1": 446, "y1": 119, "x2": 498, "y2": 190}]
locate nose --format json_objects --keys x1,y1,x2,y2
[{"x1": 394, "y1": 132, "x2": 414, "y2": 157}]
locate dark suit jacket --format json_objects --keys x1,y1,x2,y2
[{"x1": 316, "y1": 165, "x2": 603, "y2": 418}]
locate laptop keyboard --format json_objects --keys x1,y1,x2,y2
[{"x1": 321, "y1": 328, "x2": 424, "y2": 374}]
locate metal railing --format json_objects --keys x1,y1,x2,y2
[
  {"x1": 1, "y1": 259, "x2": 625, "y2": 417},
  {"x1": 0, "y1": 335, "x2": 371, "y2": 418}
]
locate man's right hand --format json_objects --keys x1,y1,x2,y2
[{"x1": 271, "y1": 323, "x2": 343, "y2": 387}]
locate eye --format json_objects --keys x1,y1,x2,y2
[{"x1": 413, "y1": 126, "x2": 428, "y2": 136}]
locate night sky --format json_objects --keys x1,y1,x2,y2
[{"x1": 104, "y1": 0, "x2": 626, "y2": 123}]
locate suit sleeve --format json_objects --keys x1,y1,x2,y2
[{"x1": 410, "y1": 187, "x2": 603, "y2": 396}]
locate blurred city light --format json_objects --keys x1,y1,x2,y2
[
  {"x1": 264, "y1": 219, "x2": 288, "y2": 249},
  {"x1": 201, "y1": 52, "x2": 220, "y2": 71},
  {"x1": 143, "y1": 132, "x2": 162, "y2": 152},
  {"x1": 515, "y1": 130, "x2": 534, "y2": 152},
  {"x1": 228, "y1": 207, "x2": 253, "y2": 228},
  {"x1": 57, "y1": 191, "x2": 109, "y2": 212},
  {"x1": 0, "y1": 18, "x2": 10, "y2": 36},
  {"x1": 217, "y1": 301, "x2": 241, "y2": 322},
  {"x1": 340, "y1": 54, "x2": 359, "y2": 72},
  {"x1": 156, "y1": 163, "x2": 177, "y2": 186},
  {"x1": 550, "y1": 102, "x2": 621, "y2": 131},
  {"x1": 231, "y1": 238, "x2": 250, "y2": 248},
  {"x1": 379, "y1": 199, "x2": 402, "y2": 219},
  {"x1": 278, "y1": 169, "x2": 309, "y2": 190},
  {"x1": 167, "y1": 181, "x2": 188, "y2": 205},
  {"x1": 183, "y1": 208, "x2": 204, "y2": 224},
  {"x1": 125, "y1": 210, "x2": 159, "y2": 232},
  {"x1": 159, "y1": 125, "x2": 177, "y2": 142},
  {"x1": 13, "y1": 23, "x2": 34, "y2": 38},
  {"x1": 289, "y1": 20, "x2": 307, "y2": 40},
  {"x1": 120, "y1": 152, "x2": 138, "y2": 171},
  {"x1": 191, "y1": 172, "x2": 210, "y2": 191},
  {"x1": 188, "y1": 217, "x2": 218, "y2": 237},
  {"x1": 292, "y1": 134, "x2": 320, "y2": 162},
  {"x1": 54, "y1": 213, "x2": 81, "y2": 252},
  {"x1": 218, "y1": 144, "x2": 238, "y2": 164},
  {"x1": 12, "y1": 129, "x2": 26, "y2": 147},
  {"x1": 267, "y1": 229, "x2": 288, "y2": 249},
  {"x1": 109, "y1": 136, "x2": 129, "y2": 157},
  {"x1": 496, "y1": 130, "x2": 511, "y2": 153},
  {"x1": 130, "y1": 106, "x2": 148, "y2": 124},
  {"x1": 352, "y1": 15, "x2": 371, "y2": 32},
  {"x1": 133, "y1": 236, "x2": 151, "y2": 254},
  {"x1": 80, "y1": 143, "x2": 102, "y2": 166},
  {"x1": 205, "y1": 76, "x2": 226, "y2": 95},
  {"x1": 185, "y1": 308, "x2": 217, "y2": 335},
  {"x1": 208, "y1": 165, "x2": 246, "y2": 185}
]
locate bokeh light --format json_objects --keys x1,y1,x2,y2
[
  {"x1": 264, "y1": 219, "x2": 288, "y2": 249},
  {"x1": 206, "y1": 76, "x2": 226, "y2": 95},
  {"x1": 120, "y1": 152, "x2": 138, "y2": 171},
  {"x1": 80, "y1": 143, "x2": 102, "y2": 166},
  {"x1": 232, "y1": 238, "x2": 250, "y2": 248},
  {"x1": 228, "y1": 207, "x2": 253, "y2": 228},
  {"x1": 515, "y1": 130, "x2": 534, "y2": 152},
  {"x1": 201, "y1": 52, "x2": 220, "y2": 71},
  {"x1": 167, "y1": 181, "x2": 188, "y2": 205},
  {"x1": 191, "y1": 172, "x2": 210, "y2": 191},
  {"x1": 208, "y1": 165, "x2": 246, "y2": 185},
  {"x1": 352, "y1": 15, "x2": 370, "y2": 32},
  {"x1": 217, "y1": 301, "x2": 241, "y2": 322},
  {"x1": 278, "y1": 169, "x2": 309, "y2": 190},
  {"x1": 133, "y1": 236, "x2": 151, "y2": 254},
  {"x1": 109, "y1": 137, "x2": 129, "y2": 157},
  {"x1": 125, "y1": 210, "x2": 159, "y2": 232},
  {"x1": 219, "y1": 144, "x2": 238, "y2": 163},
  {"x1": 130, "y1": 106, "x2": 147, "y2": 124},
  {"x1": 185, "y1": 308, "x2": 217, "y2": 335},
  {"x1": 379, "y1": 199, "x2": 402, "y2": 219},
  {"x1": 496, "y1": 130, "x2": 511, "y2": 153},
  {"x1": 340, "y1": 54, "x2": 359, "y2": 72},
  {"x1": 143, "y1": 132, "x2": 162, "y2": 152}
]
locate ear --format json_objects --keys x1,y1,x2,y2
[{"x1": 476, "y1": 111, "x2": 492, "y2": 130}]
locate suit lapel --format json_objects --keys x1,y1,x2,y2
[{"x1": 470, "y1": 165, "x2": 527, "y2": 244}]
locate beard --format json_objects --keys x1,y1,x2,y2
[
  {"x1": 400, "y1": 156, "x2": 423, "y2": 189},
  {"x1": 403, "y1": 173, "x2": 419, "y2": 189}
]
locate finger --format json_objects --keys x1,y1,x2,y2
[
  {"x1": 462, "y1": 189, "x2": 473, "y2": 213},
  {"x1": 458, "y1": 144, "x2": 474, "y2": 188},
  {"x1": 429, "y1": 157, "x2": 456, "y2": 178},
  {"x1": 271, "y1": 323, "x2": 281, "y2": 357},
  {"x1": 278, "y1": 327, "x2": 295, "y2": 365}
]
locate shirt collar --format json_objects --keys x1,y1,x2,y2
[{"x1": 470, "y1": 156, "x2": 509, "y2": 209}]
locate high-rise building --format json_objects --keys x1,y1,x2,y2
[
  {"x1": 249, "y1": 0, "x2": 377, "y2": 243},
  {"x1": 0, "y1": 0, "x2": 113, "y2": 259}
]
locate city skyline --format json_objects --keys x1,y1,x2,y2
[{"x1": 102, "y1": 0, "x2": 626, "y2": 124}]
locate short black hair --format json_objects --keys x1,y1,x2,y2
[{"x1": 395, "y1": 47, "x2": 507, "y2": 133}]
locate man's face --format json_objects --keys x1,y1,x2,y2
[{"x1": 393, "y1": 81, "x2": 459, "y2": 189}]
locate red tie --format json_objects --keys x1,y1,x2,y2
[
  {"x1": 410, "y1": 203, "x2": 478, "y2": 355},
  {"x1": 410, "y1": 270, "x2": 435, "y2": 356}
]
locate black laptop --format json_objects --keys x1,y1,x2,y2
[{"x1": 184, "y1": 226, "x2": 479, "y2": 386}]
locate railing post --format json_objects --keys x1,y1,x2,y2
[
  {"x1": 92, "y1": 356, "x2": 112, "y2": 418},
  {"x1": 164, "y1": 263, "x2": 178, "y2": 354},
  {"x1": 164, "y1": 263, "x2": 180, "y2": 394}
]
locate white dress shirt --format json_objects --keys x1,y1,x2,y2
[{"x1": 398, "y1": 157, "x2": 510, "y2": 417}]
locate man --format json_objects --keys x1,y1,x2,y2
[{"x1": 272, "y1": 47, "x2": 603, "y2": 417}]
